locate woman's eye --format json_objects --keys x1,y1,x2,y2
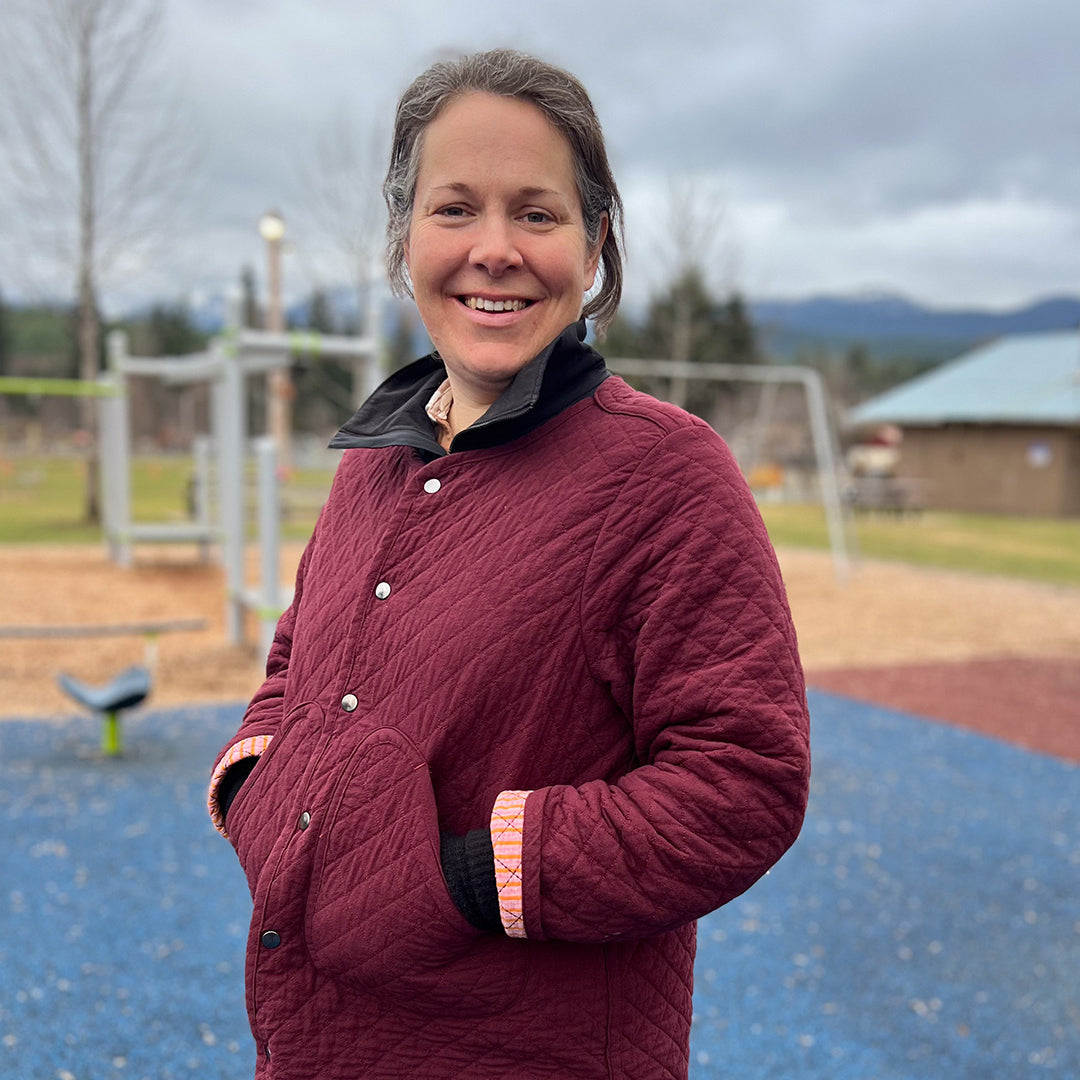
[
  {"x1": 438, "y1": 205, "x2": 468, "y2": 218},
  {"x1": 523, "y1": 210, "x2": 554, "y2": 225}
]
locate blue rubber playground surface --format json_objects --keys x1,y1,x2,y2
[{"x1": 1, "y1": 690, "x2": 1077, "y2": 1079}]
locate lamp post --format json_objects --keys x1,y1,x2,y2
[{"x1": 259, "y1": 209, "x2": 291, "y2": 470}]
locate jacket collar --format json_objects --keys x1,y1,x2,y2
[{"x1": 329, "y1": 320, "x2": 609, "y2": 457}]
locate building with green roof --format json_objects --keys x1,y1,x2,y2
[{"x1": 847, "y1": 332, "x2": 1080, "y2": 516}]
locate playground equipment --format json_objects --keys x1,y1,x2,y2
[
  {"x1": 99, "y1": 297, "x2": 379, "y2": 654},
  {"x1": 56, "y1": 664, "x2": 152, "y2": 757},
  {"x1": 0, "y1": 617, "x2": 207, "y2": 754},
  {"x1": 0, "y1": 375, "x2": 121, "y2": 400},
  {"x1": 608, "y1": 357, "x2": 854, "y2": 583}
]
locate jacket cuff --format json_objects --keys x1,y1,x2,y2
[
  {"x1": 207, "y1": 734, "x2": 274, "y2": 838},
  {"x1": 439, "y1": 829, "x2": 501, "y2": 932},
  {"x1": 491, "y1": 790, "x2": 531, "y2": 938}
]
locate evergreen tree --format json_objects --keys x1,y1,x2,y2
[
  {"x1": 144, "y1": 302, "x2": 206, "y2": 356},
  {"x1": 595, "y1": 311, "x2": 643, "y2": 360},
  {"x1": 307, "y1": 288, "x2": 337, "y2": 334},
  {"x1": 0, "y1": 287, "x2": 10, "y2": 376},
  {"x1": 721, "y1": 294, "x2": 758, "y2": 365},
  {"x1": 615, "y1": 268, "x2": 761, "y2": 420},
  {"x1": 240, "y1": 265, "x2": 261, "y2": 329},
  {"x1": 387, "y1": 307, "x2": 424, "y2": 373},
  {"x1": 292, "y1": 288, "x2": 352, "y2": 433}
]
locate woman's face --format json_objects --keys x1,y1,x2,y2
[{"x1": 405, "y1": 92, "x2": 605, "y2": 402}]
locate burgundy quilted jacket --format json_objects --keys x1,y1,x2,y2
[{"x1": 209, "y1": 324, "x2": 810, "y2": 1079}]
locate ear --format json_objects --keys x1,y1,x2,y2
[{"x1": 584, "y1": 212, "x2": 608, "y2": 291}]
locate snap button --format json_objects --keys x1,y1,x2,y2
[
  {"x1": 298, "y1": 811, "x2": 311, "y2": 831},
  {"x1": 341, "y1": 693, "x2": 358, "y2": 712},
  {"x1": 374, "y1": 581, "x2": 391, "y2": 600},
  {"x1": 261, "y1": 930, "x2": 281, "y2": 949},
  {"x1": 423, "y1": 478, "x2": 441, "y2": 494}
]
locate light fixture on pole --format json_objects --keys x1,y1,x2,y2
[{"x1": 259, "y1": 209, "x2": 291, "y2": 470}]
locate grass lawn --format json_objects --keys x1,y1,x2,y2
[
  {"x1": 2, "y1": 454, "x2": 1078, "y2": 587},
  {"x1": 0, "y1": 454, "x2": 335, "y2": 544},
  {"x1": 0, "y1": 456, "x2": 103, "y2": 543},
  {"x1": 758, "y1": 502, "x2": 1080, "y2": 587}
]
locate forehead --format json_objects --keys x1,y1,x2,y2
[{"x1": 416, "y1": 92, "x2": 578, "y2": 197}]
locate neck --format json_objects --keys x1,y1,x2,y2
[{"x1": 443, "y1": 376, "x2": 505, "y2": 437}]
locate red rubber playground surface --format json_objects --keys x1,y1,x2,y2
[{"x1": 808, "y1": 655, "x2": 1080, "y2": 764}]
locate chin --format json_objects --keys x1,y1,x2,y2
[
  {"x1": 441, "y1": 339, "x2": 541, "y2": 385},
  {"x1": 468, "y1": 351, "x2": 536, "y2": 384}
]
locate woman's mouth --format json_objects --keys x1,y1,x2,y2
[{"x1": 460, "y1": 296, "x2": 533, "y2": 313}]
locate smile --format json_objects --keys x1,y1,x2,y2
[{"x1": 461, "y1": 296, "x2": 533, "y2": 313}]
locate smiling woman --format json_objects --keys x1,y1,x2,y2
[
  {"x1": 403, "y1": 92, "x2": 605, "y2": 432},
  {"x1": 206, "y1": 48, "x2": 810, "y2": 1080}
]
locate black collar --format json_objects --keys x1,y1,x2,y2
[{"x1": 329, "y1": 320, "x2": 609, "y2": 458}]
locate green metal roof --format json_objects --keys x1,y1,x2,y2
[{"x1": 847, "y1": 331, "x2": 1080, "y2": 427}]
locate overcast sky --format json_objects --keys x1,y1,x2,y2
[{"x1": 6, "y1": 0, "x2": 1080, "y2": 317}]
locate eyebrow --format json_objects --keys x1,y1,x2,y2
[{"x1": 428, "y1": 182, "x2": 566, "y2": 200}]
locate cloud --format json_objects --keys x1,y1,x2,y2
[
  {"x1": 7, "y1": 0, "x2": 1080, "y2": 314},
  {"x1": 734, "y1": 193, "x2": 1080, "y2": 306}
]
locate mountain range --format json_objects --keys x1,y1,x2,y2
[{"x1": 749, "y1": 293, "x2": 1080, "y2": 362}]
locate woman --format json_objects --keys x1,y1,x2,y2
[{"x1": 209, "y1": 49, "x2": 810, "y2": 1080}]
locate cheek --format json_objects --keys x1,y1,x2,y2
[{"x1": 405, "y1": 230, "x2": 454, "y2": 296}]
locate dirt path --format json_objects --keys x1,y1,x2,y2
[{"x1": 2, "y1": 543, "x2": 1078, "y2": 744}]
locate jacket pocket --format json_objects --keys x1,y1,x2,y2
[
  {"x1": 226, "y1": 702, "x2": 325, "y2": 896},
  {"x1": 305, "y1": 727, "x2": 530, "y2": 1017}
]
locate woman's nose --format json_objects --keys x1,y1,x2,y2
[{"x1": 469, "y1": 215, "x2": 523, "y2": 276}]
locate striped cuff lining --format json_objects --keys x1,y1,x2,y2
[
  {"x1": 491, "y1": 789, "x2": 531, "y2": 938},
  {"x1": 207, "y1": 735, "x2": 274, "y2": 838}
]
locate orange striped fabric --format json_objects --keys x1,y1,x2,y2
[
  {"x1": 207, "y1": 735, "x2": 273, "y2": 838},
  {"x1": 491, "y1": 789, "x2": 531, "y2": 938}
]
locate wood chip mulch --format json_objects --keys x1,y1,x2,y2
[{"x1": 2, "y1": 543, "x2": 1078, "y2": 766}]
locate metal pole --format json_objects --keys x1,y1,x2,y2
[
  {"x1": 192, "y1": 435, "x2": 212, "y2": 563},
  {"x1": 797, "y1": 369, "x2": 851, "y2": 584},
  {"x1": 102, "y1": 330, "x2": 132, "y2": 567},
  {"x1": 219, "y1": 296, "x2": 247, "y2": 646},
  {"x1": 254, "y1": 436, "x2": 282, "y2": 662},
  {"x1": 261, "y1": 211, "x2": 291, "y2": 471}
]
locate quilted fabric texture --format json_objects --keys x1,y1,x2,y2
[{"x1": 210, "y1": 366, "x2": 810, "y2": 1080}]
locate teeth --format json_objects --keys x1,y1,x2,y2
[{"x1": 464, "y1": 297, "x2": 529, "y2": 312}]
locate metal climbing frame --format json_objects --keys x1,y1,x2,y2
[{"x1": 99, "y1": 299, "x2": 380, "y2": 654}]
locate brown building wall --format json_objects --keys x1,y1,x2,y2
[{"x1": 896, "y1": 424, "x2": 1080, "y2": 517}]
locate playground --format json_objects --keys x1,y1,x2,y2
[
  {"x1": 1, "y1": 535, "x2": 1078, "y2": 1077},
  {"x1": 2, "y1": 540, "x2": 1079, "y2": 748},
  {"x1": 1, "y1": 339, "x2": 1078, "y2": 1075}
]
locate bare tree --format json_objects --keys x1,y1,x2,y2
[
  {"x1": 0, "y1": 0, "x2": 195, "y2": 520},
  {"x1": 296, "y1": 105, "x2": 386, "y2": 340},
  {"x1": 640, "y1": 174, "x2": 732, "y2": 406},
  {"x1": 288, "y1": 106, "x2": 388, "y2": 410}
]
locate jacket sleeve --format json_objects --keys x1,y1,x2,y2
[
  {"x1": 207, "y1": 534, "x2": 317, "y2": 837},
  {"x1": 492, "y1": 424, "x2": 810, "y2": 942}
]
